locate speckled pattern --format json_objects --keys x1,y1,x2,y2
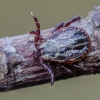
[
  {"x1": 1, "y1": 6, "x2": 100, "y2": 91},
  {"x1": 40, "y1": 27, "x2": 90, "y2": 63}
]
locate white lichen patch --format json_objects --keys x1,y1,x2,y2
[
  {"x1": 0, "y1": 68, "x2": 4, "y2": 80},
  {"x1": 4, "y1": 45, "x2": 16, "y2": 52},
  {"x1": 10, "y1": 53, "x2": 26, "y2": 65},
  {"x1": 14, "y1": 65, "x2": 23, "y2": 74},
  {"x1": 15, "y1": 74, "x2": 35, "y2": 82},
  {"x1": 0, "y1": 51, "x2": 8, "y2": 80},
  {"x1": 29, "y1": 44, "x2": 37, "y2": 52},
  {"x1": 28, "y1": 33, "x2": 35, "y2": 41},
  {"x1": 88, "y1": 50, "x2": 99, "y2": 56}
]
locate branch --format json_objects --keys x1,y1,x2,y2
[{"x1": 0, "y1": 6, "x2": 100, "y2": 91}]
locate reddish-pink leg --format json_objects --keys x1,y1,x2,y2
[
  {"x1": 63, "y1": 15, "x2": 81, "y2": 27},
  {"x1": 30, "y1": 12, "x2": 40, "y2": 49},
  {"x1": 52, "y1": 22, "x2": 64, "y2": 33},
  {"x1": 52, "y1": 15, "x2": 81, "y2": 33},
  {"x1": 29, "y1": 12, "x2": 54, "y2": 86}
]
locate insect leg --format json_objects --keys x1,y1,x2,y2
[
  {"x1": 61, "y1": 65, "x2": 73, "y2": 75},
  {"x1": 29, "y1": 12, "x2": 40, "y2": 49},
  {"x1": 52, "y1": 15, "x2": 81, "y2": 33},
  {"x1": 73, "y1": 65, "x2": 95, "y2": 74},
  {"x1": 63, "y1": 15, "x2": 81, "y2": 27},
  {"x1": 52, "y1": 22, "x2": 64, "y2": 33},
  {"x1": 40, "y1": 59, "x2": 54, "y2": 86}
]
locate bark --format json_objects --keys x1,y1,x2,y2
[{"x1": 0, "y1": 6, "x2": 100, "y2": 91}]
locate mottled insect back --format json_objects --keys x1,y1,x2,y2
[
  {"x1": 29, "y1": 13, "x2": 91, "y2": 86},
  {"x1": 40, "y1": 27, "x2": 90, "y2": 63}
]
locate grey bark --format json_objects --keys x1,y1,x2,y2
[{"x1": 0, "y1": 6, "x2": 100, "y2": 91}]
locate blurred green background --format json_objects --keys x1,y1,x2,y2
[{"x1": 0, "y1": 0, "x2": 100, "y2": 100}]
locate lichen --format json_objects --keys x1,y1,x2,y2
[{"x1": 0, "y1": 51, "x2": 8, "y2": 80}]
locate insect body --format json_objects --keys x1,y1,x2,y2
[
  {"x1": 40, "y1": 27, "x2": 90, "y2": 64},
  {"x1": 29, "y1": 13, "x2": 91, "y2": 85}
]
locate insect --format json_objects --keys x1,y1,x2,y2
[{"x1": 29, "y1": 12, "x2": 92, "y2": 85}]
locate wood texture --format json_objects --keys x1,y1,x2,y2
[{"x1": 0, "y1": 6, "x2": 100, "y2": 91}]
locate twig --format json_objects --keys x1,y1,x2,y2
[{"x1": 0, "y1": 6, "x2": 100, "y2": 91}]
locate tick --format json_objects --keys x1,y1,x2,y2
[{"x1": 29, "y1": 12, "x2": 91, "y2": 85}]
